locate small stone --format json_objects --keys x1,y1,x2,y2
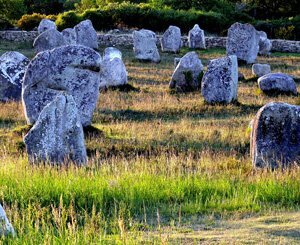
[
  {"x1": 188, "y1": 24, "x2": 206, "y2": 49},
  {"x1": 257, "y1": 31, "x2": 272, "y2": 56},
  {"x1": 0, "y1": 204, "x2": 15, "y2": 236},
  {"x1": 0, "y1": 51, "x2": 29, "y2": 101},
  {"x1": 133, "y1": 29, "x2": 160, "y2": 63},
  {"x1": 99, "y1": 47, "x2": 127, "y2": 88},
  {"x1": 22, "y1": 45, "x2": 102, "y2": 126},
  {"x1": 24, "y1": 93, "x2": 87, "y2": 164},
  {"x1": 62, "y1": 28, "x2": 77, "y2": 45},
  {"x1": 33, "y1": 29, "x2": 65, "y2": 53},
  {"x1": 74, "y1": 20, "x2": 98, "y2": 50},
  {"x1": 252, "y1": 63, "x2": 271, "y2": 77},
  {"x1": 170, "y1": 52, "x2": 203, "y2": 92},
  {"x1": 258, "y1": 73, "x2": 297, "y2": 95},
  {"x1": 38, "y1": 19, "x2": 57, "y2": 34},
  {"x1": 251, "y1": 102, "x2": 300, "y2": 168},
  {"x1": 201, "y1": 55, "x2": 238, "y2": 104},
  {"x1": 227, "y1": 22, "x2": 260, "y2": 64},
  {"x1": 161, "y1": 25, "x2": 181, "y2": 53}
]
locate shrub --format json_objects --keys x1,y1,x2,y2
[
  {"x1": 0, "y1": 15, "x2": 14, "y2": 30},
  {"x1": 17, "y1": 13, "x2": 57, "y2": 31},
  {"x1": 0, "y1": 0, "x2": 27, "y2": 20},
  {"x1": 55, "y1": 11, "x2": 83, "y2": 30}
]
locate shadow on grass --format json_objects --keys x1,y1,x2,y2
[
  {"x1": 98, "y1": 103, "x2": 261, "y2": 123},
  {"x1": 267, "y1": 229, "x2": 300, "y2": 240}
]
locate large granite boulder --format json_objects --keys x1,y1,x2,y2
[
  {"x1": 257, "y1": 31, "x2": 272, "y2": 56},
  {"x1": 226, "y1": 22, "x2": 260, "y2": 64},
  {"x1": 99, "y1": 47, "x2": 127, "y2": 89},
  {"x1": 188, "y1": 24, "x2": 206, "y2": 49},
  {"x1": 0, "y1": 204, "x2": 15, "y2": 236},
  {"x1": 258, "y1": 73, "x2": 297, "y2": 95},
  {"x1": 161, "y1": 25, "x2": 181, "y2": 53},
  {"x1": 62, "y1": 28, "x2": 77, "y2": 45},
  {"x1": 251, "y1": 102, "x2": 300, "y2": 168},
  {"x1": 201, "y1": 55, "x2": 238, "y2": 104},
  {"x1": 38, "y1": 19, "x2": 57, "y2": 34},
  {"x1": 74, "y1": 20, "x2": 98, "y2": 50},
  {"x1": 0, "y1": 51, "x2": 29, "y2": 101},
  {"x1": 133, "y1": 29, "x2": 160, "y2": 63},
  {"x1": 33, "y1": 29, "x2": 65, "y2": 53},
  {"x1": 22, "y1": 45, "x2": 102, "y2": 127},
  {"x1": 170, "y1": 52, "x2": 203, "y2": 92},
  {"x1": 24, "y1": 93, "x2": 87, "y2": 164},
  {"x1": 252, "y1": 63, "x2": 271, "y2": 77}
]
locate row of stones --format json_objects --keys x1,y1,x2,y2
[{"x1": 1, "y1": 32, "x2": 299, "y2": 53}]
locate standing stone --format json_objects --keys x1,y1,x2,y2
[
  {"x1": 62, "y1": 28, "x2": 77, "y2": 45},
  {"x1": 161, "y1": 25, "x2": 181, "y2": 53},
  {"x1": 258, "y1": 73, "x2": 297, "y2": 95},
  {"x1": 170, "y1": 52, "x2": 203, "y2": 92},
  {"x1": 251, "y1": 102, "x2": 300, "y2": 168},
  {"x1": 0, "y1": 204, "x2": 15, "y2": 236},
  {"x1": 133, "y1": 29, "x2": 160, "y2": 63},
  {"x1": 227, "y1": 22, "x2": 260, "y2": 64},
  {"x1": 24, "y1": 93, "x2": 87, "y2": 164},
  {"x1": 188, "y1": 24, "x2": 206, "y2": 49},
  {"x1": 22, "y1": 45, "x2": 102, "y2": 126},
  {"x1": 33, "y1": 29, "x2": 65, "y2": 53},
  {"x1": 252, "y1": 63, "x2": 271, "y2": 77},
  {"x1": 38, "y1": 19, "x2": 57, "y2": 34},
  {"x1": 74, "y1": 20, "x2": 98, "y2": 50},
  {"x1": 0, "y1": 51, "x2": 29, "y2": 101},
  {"x1": 99, "y1": 47, "x2": 127, "y2": 89},
  {"x1": 201, "y1": 55, "x2": 238, "y2": 104},
  {"x1": 257, "y1": 31, "x2": 272, "y2": 56}
]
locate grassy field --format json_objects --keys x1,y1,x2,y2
[{"x1": 0, "y1": 41, "x2": 299, "y2": 243}]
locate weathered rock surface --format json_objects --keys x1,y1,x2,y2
[
  {"x1": 74, "y1": 20, "x2": 98, "y2": 50},
  {"x1": 62, "y1": 28, "x2": 77, "y2": 45},
  {"x1": 170, "y1": 52, "x2": 203, "y2": 91},
  {"x1": 22, "y1": 45, "x2": 102, "y2": 126},
  {"x1": 161, "y1": 25, "x2": 181, "y2": 53},
  {"x1": 201, "y1": 55, "x2": 238, "y2": 104},
  {"x1": 251, "y1": 102, "x2": 300, "y2": 168},
  {"x1": 133, "y1": 29, "x2": 160, "y2": 63},
  {"x1": 257, "y1": 31, "x2": 272, "y2": 56},
  {"x1": 258, "y1": 73, "x2": 297, "y2": 95},
  {"x1": 99, "y1": 47, "x2": 127, "y2": 88},
  {"x1": 0, "y1": 51, "x2": 29, "y2": 101},
  {"x1": 33, "y1": 29, "x2": 65, "y2": 53},
  {"x1": 174, "y1": 57, "x2": 181, "y2": 68},
  {"x1": 252, "y1": 63, "x2": 271, "y2": 77},
  {"x1": 0, "y1": 204, "x2": 15, "y2": 236},
  {"x1": 188, "y1": 24, "x2": 206, "y2": 49},
  {"x1": 226, "y1": 22, "x2": 260, "y2": 64},
  {"x1": 24, "y1": 93, "x2": 87, "y2": 164},
  {"x1": 38, "y1": 19, "x2": 57, "y2": 34}
]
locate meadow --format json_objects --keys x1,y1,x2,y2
[{"x1": 0, "y1": 41, "x2": 299, "y2": 243}]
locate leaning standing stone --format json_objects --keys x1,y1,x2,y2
[
  {"x1": 99, "y1": 47, "x2": 127, "y2": 89},
  {"x1": 38, "y1": 19, "x2": 57, "y2": 34},
  {"x1": 170, "y1": 52, "x2": 203, "y2": 92},
  {"x1": 133, "y1": 29, "x2": 160, "y2": 63},
  {"x1": 251, "y1": 102, "x2": 300, "y2": 168},
  {"x1": 252, "y1": 63, "x2": 271, "y2": 77},
  {"x1": 161, "y1": 25, "x2": 181, "y2": 53},
  {"x1": 188, "y1": 24, "x2": 206, "y2": 49},
  {"x1": 226, "y1": 22, "x2": 260, "y2": 64},
  {"x1": 24, "y1": 93, "x2": 87, "y2": 164},
  {"x1": 33, "y1": 29, "x2": 65, "y2": 53},
  {"x1": 0, "y1": 204, "x2": 15, "y2": 236},
  {"x1": 201, "y1": 55, "x2": 238, "y2": 104},
  {"x1": 74, "y1": 20, "x2": 98, "y2": 50},
  {"x1": 258, "y1": 73, "x2": 297, "y2": 95},
  {"x1": 0, "y1": 51, "x2": 29, "y2": 101},
  {"x1": 22, "y1": 45, "x2": 102, "y2": 127}
]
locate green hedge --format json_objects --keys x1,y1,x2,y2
[{"x1": 55, "y1": 3, "x2": 229, "y2": 34}]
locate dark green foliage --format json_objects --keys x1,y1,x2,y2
[
  {"x1": 0, "y1": 0, "x2": 27, "y2": 20},
  {"x1": 17, "y1": 13, "x2": 56, "y2": 31},
  {"x1": 0, "y1": 15, "x2": 14, "y2": 30}
]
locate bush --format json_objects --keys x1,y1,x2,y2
[
  {"x1": 56, "y1": 3, "x2": 229, "y2": 34},
  {"x1": 17, "y1": 13, "x2": 57, "y2": 31},
  {"x1": 0, "y1": 15, "x2": 14, "y2": 30},
  {"x1": 0, "y1": 0, "x2": 27, "y2": 20}
]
